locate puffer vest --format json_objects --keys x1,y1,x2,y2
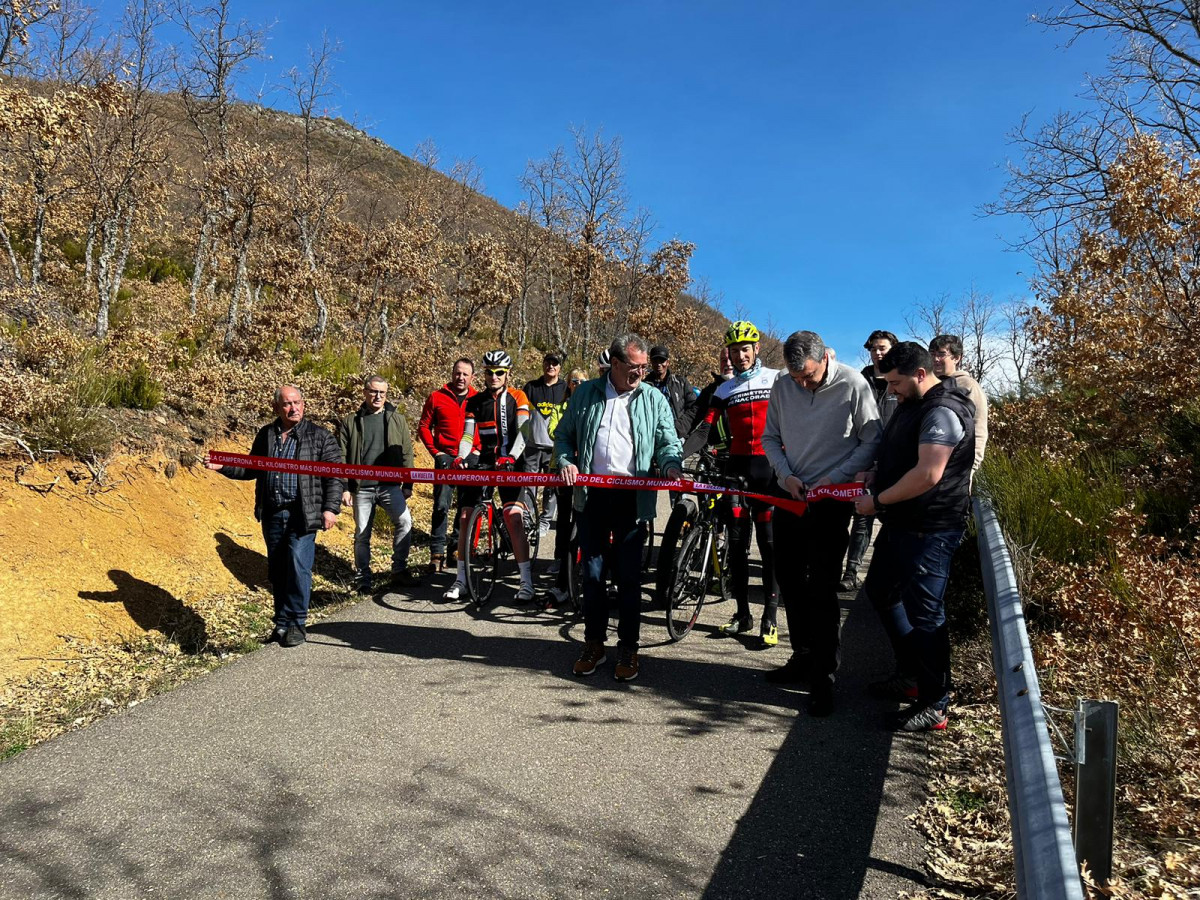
[{"x1": 875, "y1": 380, "x2": 975, "y2": 532}]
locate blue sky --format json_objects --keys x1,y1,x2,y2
[{"x1": 157, "y1": 2, "x2": 1112, "y2": 361}]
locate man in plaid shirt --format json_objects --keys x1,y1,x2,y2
[{"x1": 207, "y1": 385, "x2": 343, "y2": 647}]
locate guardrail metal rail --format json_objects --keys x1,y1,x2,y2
[{"x1": 974, "y1": 496, "x2": 1105, "y2": 900}]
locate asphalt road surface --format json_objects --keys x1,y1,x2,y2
[{"x1": 1, "y1": 502, "x2": 930, "y2": 899}]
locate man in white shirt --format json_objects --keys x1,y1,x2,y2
[{"x1": 556, "y1": 333, "x2": 684, "y2": 683}]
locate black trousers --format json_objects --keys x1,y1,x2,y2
[{"x1": 773, "y1": 500, "x2": 854, "y2": 688}]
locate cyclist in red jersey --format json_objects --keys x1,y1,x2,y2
[
  {"x1": 443, "y1": 350, "x2": 536, "y2": 603},
  {"x1": 687, "y1": 321, "x2": 782, "y2": 647}
]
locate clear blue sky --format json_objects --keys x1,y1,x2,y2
[{"x1": 164, "y1": 2, "x2": 1112, "y2": 361}]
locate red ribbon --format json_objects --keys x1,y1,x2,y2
[{"x1": 207, "y1": 451, "x2": 864, "y2": 517}]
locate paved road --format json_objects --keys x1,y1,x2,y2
[{"x1": 0, "y1": 508, "x2": 930, "y2": 899}]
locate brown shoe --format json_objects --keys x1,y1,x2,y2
[
  {"x1": 572, "y1": 640, "x2": 607, "y2": 676},
  {"x1": 430, "y1": 553, "x2": 445, "y2": 572},
  {"x1": 614, "y1": 646, "x2": 639, "y2": 682}
]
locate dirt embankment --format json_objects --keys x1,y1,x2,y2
[{"x1": 0, "y1": 444, "x2": 373, "y2": 689}]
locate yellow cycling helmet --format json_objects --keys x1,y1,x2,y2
[{"x1": 724, "y1": 320, "x2": 760, "y2": 346}]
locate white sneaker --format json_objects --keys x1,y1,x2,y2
[
  {"x1": 443, "y1": 581, "x2": 466, "y2": 601},
  {"x1": 516, "y1": 583, "x2": 536, "y2": 603}
]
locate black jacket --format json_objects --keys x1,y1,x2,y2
[
  {"x1": 647, "y1": 371, "x2": 697, "y2": 437},
  {"x1": 220, "y1": 417, "x2": 344, "y2": 531}
]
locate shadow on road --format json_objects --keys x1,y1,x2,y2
[
  {"x1": 307, "y1": 595, "x2": 925, "y2": 899},
  {"x1": 78, "y1": 569, "x2": 207, "y2": 654}
]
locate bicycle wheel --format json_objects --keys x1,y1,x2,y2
[
  {"x1": 464, "y1": 504, "x2": 498, "y2": 604},
  {"x1": 654, "y1": 496, "x2": 699, "y2": 609},
  {"x1": 713, "y1": 523, "x2": 732, "y2": 604},
  {"x1": 523, "y1": 503, "x2": 541, "y2": 565},
  {"x1": 666, "y1": 526, "x2": 712, "y2": 641},
  {"x1": 566, "y1": 522, "x2": 583, "y2": 609}
]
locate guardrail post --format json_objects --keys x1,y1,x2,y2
[{"x1": 1074, "y1": 699, "x2": 1118, "y2": 886}]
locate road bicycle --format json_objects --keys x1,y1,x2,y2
[
  {"x1": 463, "y1": 486, "x2": 541, "y2": 606},
  {"x1": 660, "y1": 459, "x2": 737, "y2": 641}
]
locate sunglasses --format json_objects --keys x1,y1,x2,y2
[
  {"x1": 570, "y1": 378, "x2": 583, "y2": 385},
  {"x1": 484, "y1": 368, "x2": 509, "y2": 377}
]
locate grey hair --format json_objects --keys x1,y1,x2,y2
[
  {"x1": 608, "y1": 332, "x2": 649, "y2": 365},
  {"x1": 273, "y1": 384, "x2": 305, "y2": 406},
  {"x1": 782, "y1": 331, "x2": 826, "y2": 372},
  {"x1": 365, "y1": 374, "x2": 388, "y2": 387}
]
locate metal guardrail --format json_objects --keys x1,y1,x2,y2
[{"x1": 973, "y1": 496, "x2": 1085, "y2": 900}]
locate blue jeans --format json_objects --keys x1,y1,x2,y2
[
  {"x1": 579, "y1": 490, "x2": 644, "y2": 649},
  {"x1": 430, "y1": 454, "x2": 457, "y2": 556},
  {"x1": 261, "y1": 504, "x2": 317, "y2": 628},
  {"x1": 352, "y1": 484, "x2": 412, "y2": 583},
  {"x1": 862, "y1": 525, "x2": 963, "y2": 706}
]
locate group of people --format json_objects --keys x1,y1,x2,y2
[{"x1": 205, "y1": 321, "x2": 988, "y2": 733}]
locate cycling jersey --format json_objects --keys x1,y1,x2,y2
[
  {"x1": 704, "y1": 362, "x2": 781, "y2": 457},
  {"x1": 459, "y1": 387, "x2": 531, "y2": 460}
]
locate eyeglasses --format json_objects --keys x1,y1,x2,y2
[
  {"x1": 484, "y1": 368, "x2": 509, "y2": 377},
  {"x1": 619, "y1": 362, "x2": 649, "y2": 374},
  {"x1": 367, "y1": 389, "x2": 388, "y2": 396}
]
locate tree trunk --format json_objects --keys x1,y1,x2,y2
[
  {"x1": 189, "y1": 211, "x2": 214, "y2": 314},
  {"x1": 30, "y1": 177, "x2": 47, "y2": 287},
  {"x1": 0, "y1": 213, "x2": 23, "y2": 284},
  {"x1": 84, "y1": 217, "x2": 96, "y2": 286},
  {"x1": 95, "y1": 216, "x2": 118, "y2": 338},
  {"x1": 109, "y1": 205, "x2": 134, "y2": 305},
  {"x1": 299, "y1": 228, "x2": 327, "y2": 346}
]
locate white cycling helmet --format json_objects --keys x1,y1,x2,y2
[{"x1": 482, "y1": 349, "x2": 512, "y2": 369}]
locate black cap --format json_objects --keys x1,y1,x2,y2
[
  {"x1": 543, "y1": 351, "x2": 562, "y2": 365},
  {"x1": 649, "y1": 345, "x2": 669, "y2": 361}
]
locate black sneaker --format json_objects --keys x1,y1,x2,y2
[
  {"x1": 868, "y1": 671, "x2": 919, "y2": 702},
  {"x1": 263, "y1": 626, "x2": 287, "y2": 644},
  {"x1": 391, "y1": 568, "x2": 423, "y2": 589},
  {"x1": 764, "y1": 657, "x2": 808, "y2": 684},
  {"x1": 353, "y1": 580, "x2": 373, "y2": 596},
  {"x1": 808, "y1": 683, "x2": 834, "y2": 717},
  {"x1": 281, "y1": 623, "x2": 307, "y2": 648}
]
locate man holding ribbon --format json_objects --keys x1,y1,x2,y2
[
  {"x1": 206, "y1": 385, "x2": 342, "y2": 648},
  {"x1": 762, "y1": 331, "x2": 881, "y2": 715},
  {"x1": 556, "y1": 333, "x2": 684, "y2": 682},
  {"x1": 854, "y1": 342, "x2": 975, "y2": 732}
]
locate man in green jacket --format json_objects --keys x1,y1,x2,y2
[
  {"x1": 336, "y1": 375, "x2": 420, "y2": 593},
  {"x1": 555, "y1": 333, "x2": 684, "y2": 682}
]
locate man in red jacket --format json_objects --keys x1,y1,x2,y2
[{"x1": 418, "y1": 358, "x2": 477, "y2": 569}]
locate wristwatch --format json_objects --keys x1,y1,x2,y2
[{"x1": 871, "y1": 491, "x2": 888, "y2": 514}]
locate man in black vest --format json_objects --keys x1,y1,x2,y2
[{"x1": 853, "y1": 342, "x2": 975, "y2": 732}]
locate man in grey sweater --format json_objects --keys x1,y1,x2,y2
[{"x1": 762, "y1": 331, "x2": 882, "y2": 716}]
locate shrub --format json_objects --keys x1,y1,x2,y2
[
  {"x1": 978, "y1": 449, "x2": 1128, "y2": 567},
  {"x1": 28, "y1": 355, "x2": 116, "y2": 458},
  {"x1": 105, "y1": 362, "x2": 163, "y2": 411},
  {"x1": 293, "y1": 344, "x2": 361, "y2": 384}
]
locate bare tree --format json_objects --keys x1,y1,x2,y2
[
  {"x1": 1000, "y1": 299, "x2": 1035, "y2": 398},
  {"x1": 82, "y1": 0, "x2": 170, "y2": 337},
  {"x1": 616, "y1": 207, "x2": 653, "y2": 334},
  {"x1": 283, "y1": 32, "x2": 351, "y2": 345},
  {"x1": 0, "y1": 1, "x2": 58, "y2": 73},
  {"x1": 993, "y1": 2, "x2": 1200, "y2": 267},
  {"x1": 562, "y1": 125, "x2": 626, "y2": 354},
  {"x1": 171, "y1": 0, "x2": 265, "y2": 313},
  {"x1": 521, "y1": 147, "x2": 568, "y2": 350}
]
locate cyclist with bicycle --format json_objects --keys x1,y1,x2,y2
[
  {"x1": 443, "y1": 350, "x2": 537, "y2": 604},
  {"x1": 686, "y1": 320, "x2": 783, "y2": 648}
]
